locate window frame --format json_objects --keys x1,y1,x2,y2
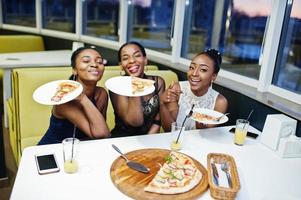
[
  {"x1": 270, "y1": 0, "x2": 301, "y2": 103},
  {"x1": 0, "y1": 0, "x2": 3, "y2": 26},
  {"x1": 40, "y1": 0, "x2": 78, "y2": 40},
  {"x1": 0, "y1": 0, "x2": 300, "y2": 118},
  {"x1": 0, "y1": 0, "x2": 38, "y2": 33}
]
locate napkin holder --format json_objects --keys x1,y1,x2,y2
[
  {"x1": 276, "y1": 135, "x2": 301, "y2": 158},
  {"x1": 260, "y1": 114, "x2": 297, "y2": 150},
  {"x1": 260, "y1": 114, "x2": 301, "y2": 158}
]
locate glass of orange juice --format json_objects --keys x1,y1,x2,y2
[
  {"x1": 234, "y1": 119, "x2": 249, "y2": 145},
  {"x1": 170, "y1": 122, "x2": 185, "y2": 151},
  {"x1": 63, "y1": 138, "x2": 80, "y2": 173}
]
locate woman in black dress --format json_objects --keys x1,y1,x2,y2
[{"x1": 109, "y1": 41, "x2": 165, "y2": 137}]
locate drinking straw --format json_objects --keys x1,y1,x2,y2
[
  {"x1": 71, "y1": 72, "x2": 77, "y2": 163},
  {"x1": 71, "y1": 125, "x2": 76, "y2": 163},
  {"x1": 243, "y1": 109, "x2": 254, "y2": 129},
  {"x1": 246, "y1": 109, "x2": 254, "y2": 121},
  {"x1": 175, "y1": 104, "x2": 195, "y2": 144}
]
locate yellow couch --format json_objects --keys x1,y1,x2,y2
[
  {"x1": 0, "y1": 35, "x2": 45, "y2": 104},
  {"x1": 0, "y1": 35, "x2": 45, "y2": 162},
  {"x1": 8, "y1": 66, "x2": 178, "y2": 163},
  {"x1": 10, "y1": 67, "x2": 72, "y2": 163},
  {"x1": 0, "y1": 35, "x2": 45, "y2": 53}
]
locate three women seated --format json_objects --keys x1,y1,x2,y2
[{"x1": 38, "y1": 42, "x2": 228, "y2": 145}]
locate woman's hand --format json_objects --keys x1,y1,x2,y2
[{"x1": 160, "y1": 81, "x2": 182, "y2": 104}]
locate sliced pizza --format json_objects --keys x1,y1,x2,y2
[
  {"x1": 131, "y1": 77, "x2": 155, "y2": 94},
  {"x1": 51, "y1": 81, "x2": 79, "y2": 102},
  {"x1": 192, "y1": 112, "x2": 217, "y2": 122},
  {"x1": 144, "y1": 151, "x2": 202, "y2": 194}
]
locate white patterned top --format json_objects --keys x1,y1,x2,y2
[{"x1": 176, "y1": 81, "x2": 219, "y2": 130}]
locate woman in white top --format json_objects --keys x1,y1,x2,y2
[{"x1": 160, "y1": 49, "x2": 228, "y2": 131}]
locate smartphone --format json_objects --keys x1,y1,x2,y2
[
  {"x1": 35, "y1": 154, "x2": 60, "y2": 175},
  {"x1": 229, "y1": 127, "x2": 259, "y2": 139}
]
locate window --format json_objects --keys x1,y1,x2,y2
[
  {"x1": 42, "y1": 0, "x2": 76, "y2": 33},
  {"x1": 182, "y1": 0, "x2": 272, "y2": 79},
  {"x1": 2, "y1": 0, "x2": 36, "y2": 27},
  {"x1": 273, "y1": 0, "x2": 301, "y2": 95},
  {"x1": 82, "y1": 0, "x2": 119, "y2": 41},
  {"x1": 127, "y1": 0, "x2": 175, "y2": 53},
  {"x1": 181, "y1": 1, "x2": 217, "y2": 59}
]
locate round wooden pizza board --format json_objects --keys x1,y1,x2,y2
[{"x1": 110, "y1": 148, "x2": 208, "y2": 200}]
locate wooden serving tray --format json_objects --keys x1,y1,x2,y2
[{"x1": 110, "y1": 148, "x2": 208, "y2": 200}]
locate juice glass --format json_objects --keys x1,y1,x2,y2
[
  {"x1": 234, "y1": 119, "x2": 249, "y2": 145},
  {"x1": 63, "y1": 138, "x2": 80, "y2": 173},
  {"x1": 170, "y1": 122, "x2": 185, "y2": 151}
]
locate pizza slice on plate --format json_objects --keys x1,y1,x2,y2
[
  {"x1": 192, "y1": 112, "x2": 217, "y2": 122},
  {"x1": 144, "y1": 151, "x2": 202, "y2": 194},
  {"x1": 51, "y1": 81, "x2": 79, "y2": 102},
  {"x1": 131, "y1": 77, "x2": 155, "y2": 94}
]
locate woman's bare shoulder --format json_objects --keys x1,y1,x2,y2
[
  {"x1": 96, "y1": 86, "x2": 107, "y2": 94},
  {"x1": 215, "y1": 93, "x2": 228, "y2": 113},
  {"x1": 217, "y1": 93, "x2": 227, "y2": 104},
  {"x1": 95, "y1": 86, "x2": 108, "y2": 100}
]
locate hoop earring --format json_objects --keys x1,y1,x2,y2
[{"x1": 120, "y1": 70, "x2": 125, "y2": 76}]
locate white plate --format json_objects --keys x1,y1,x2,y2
[
  {"x1": 33, "y1": 80, "x2": 83, "y2": 105},
  {"x1": 105, "y1": 76, "x2": 155, "y2": 97},
  {"x1": 189, "y1": 108, "x2": 229, "y2": 125}
]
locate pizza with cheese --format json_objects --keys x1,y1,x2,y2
[
  {"x1": 144, "y1": 151, "x2": 202, "y2": 194},
  {"x1": 131, "y1": 77, "x2": 155, "y2": 94},
  {"x1": 192, "y1": 112, "x2": 217, "y2": 122},
  {"x1": 51, "y1": 81, "x2": 79, "y2": 102}
]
